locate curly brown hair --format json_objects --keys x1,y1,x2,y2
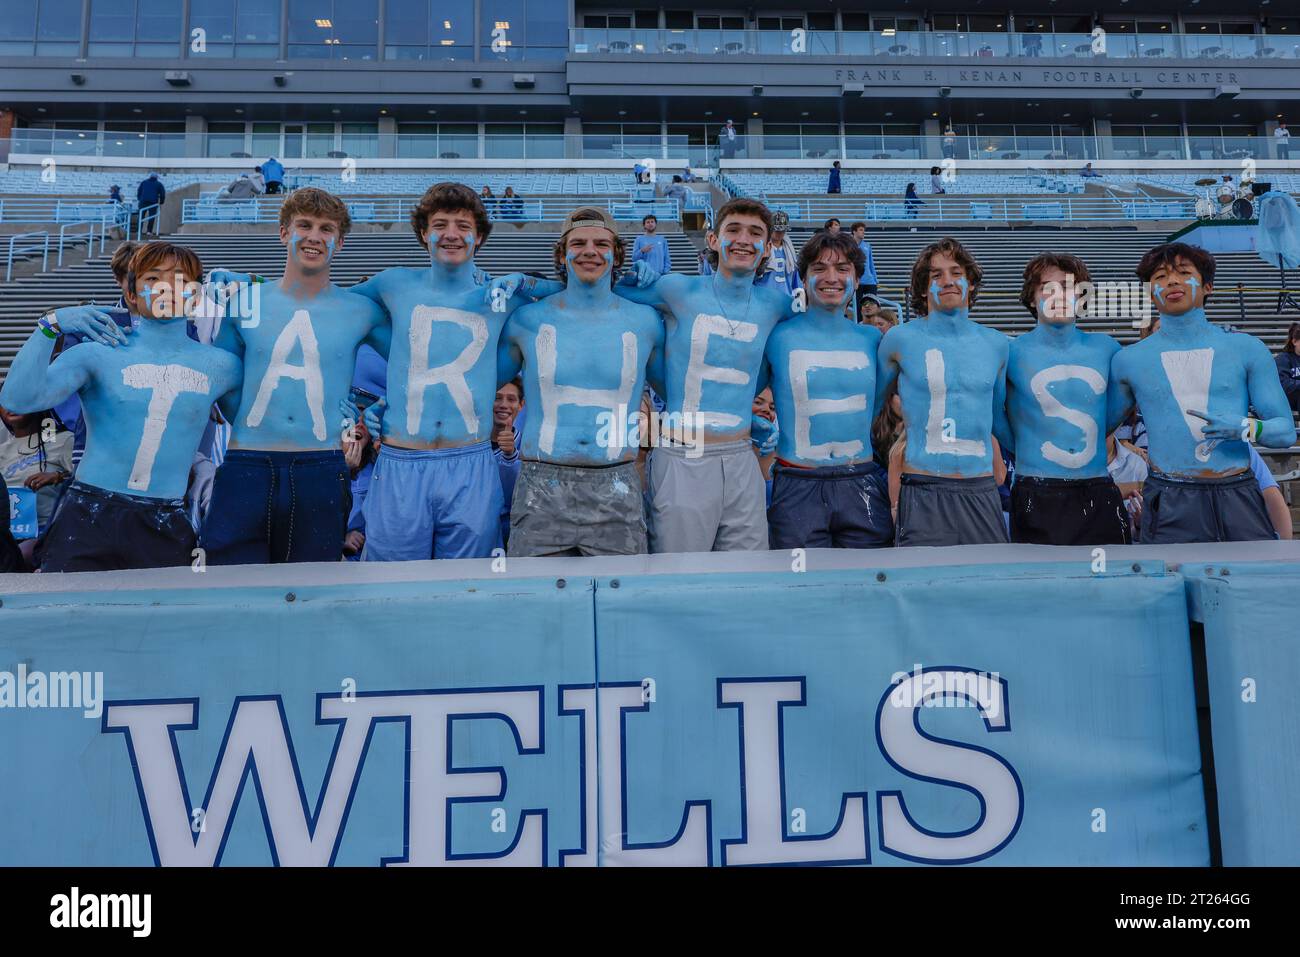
[
  {"x1": 908, "y1": 237, "x2": 982, "y2": 316},
  {"x1": 1018, "y1": 252, "x2": 1092, "y2": 318},
  {"x1": 409, "y1": 182, "x2": 492, "y2": 251},
  {"x1": 278, "y1": 186, "x2": 352, "y2": 238}
]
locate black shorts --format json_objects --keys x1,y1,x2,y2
[
  {"x1": 768, "y1": 460, "x2": 893, "y2": 549},
  {"x1": 1010, "y1": 475, "x2": 1131, "y2": 546},
  {"x1": 40, "y1": 482, "x2": 197, "y2": 573},
  {"x1": 896, "y1": 473, "x2": 1008, "y2": 547},
  {"x1": 1140, "y1": 471, "x2": 1275, "y2": 545}
]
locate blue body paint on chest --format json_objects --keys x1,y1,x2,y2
[
  {"x1": 1007, "y1": 323, "x2": 1119, "y2": 479},
  {"x1": 75, "y1": 319, "x2": 241, "y2": 500},
  {"x1": 880, "y1": 305, "x2": 1008, "y2": 478},
  {"x1": 224, "y1": 283, "x2": 384, "y2": 451},
  {"x1": 1110, "y1": 306, "x2": 1294, "y2": 476},
  {"x1": 765, "y1": 298, "x2": 880, "y2": 467},
  {"x1": 501, "y1": 251, "x2": 663, "y2": 466},
  {"x1": 355, "y1": 255, "x2": 517, "y2": 447},
  {"x1": 662, "y1": 273, "x2": 787, "y2": 438}
]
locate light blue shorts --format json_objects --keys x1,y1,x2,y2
[{"x1": 361, "y1": 442, "x2": 504, "y2": 561}]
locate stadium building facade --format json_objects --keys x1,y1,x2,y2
[{"x1": 1, "y1": 1, "x2": 1297, "y2": 166}]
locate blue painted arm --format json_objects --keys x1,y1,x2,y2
[
  {"x1": 1105, "y1": 357, "x2": 1136, "y2": 435},
  {"x1": 873, "y1": 331, "x2": 901, "y2": 420},
  {"x1": 1246, "y1": 340, "x2": 1298, "y2": 447},
  {"x1": 1, "y1": 331, "x2": 91, "y2": 414},
  {"x1": 992, "y1": 359, "x2": 1014, "y2": 453},
  {"x1": 646, "y1": 320, "x2": 667, "y2": 398},
  {"x1": 497, "y1": 328, "x2": 523, "y2": 388}
]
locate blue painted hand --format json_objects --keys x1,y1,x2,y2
[
  {"x1": 620, "y1": 260, "x2": 660, "y2": 289},
  {"x1": 484, "y1": 272, "x2": 524, "y2": 306},
  {"x1": 751, "y1": 412, "x2": 780, "y2": 455},
  {"x1": 54, "y1": 305, "x2": 130, "y2": 347}
]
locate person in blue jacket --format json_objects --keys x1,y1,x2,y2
[
  {"x1": 827, "y1": 161, "x2": 842, "y2": 194},
  {"x1": 262, "y1": 157, "x2": 286, "y2": 194},
  {"x1": 135, "y1": 173, "x2": 166, "y2": 237}
]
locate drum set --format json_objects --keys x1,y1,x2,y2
[{"x1": 1196, "y1": 177, "x2": 1256, "y2": 220}]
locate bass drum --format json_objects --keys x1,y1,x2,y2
[
  {"x1": 1232, "y1": 197, "x2": 1254, "y2": 219},
  {"x1": 1195, "y1": 195, "x2": 1216, "y2": 218}
]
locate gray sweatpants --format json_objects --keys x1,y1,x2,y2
[
  {"x1": 1140, "y1": 470, "x2": 1275, "y2": 544},
  {"x1": 896, "y1": 473, "x2": 1009, "y2": 547},
  {"x1": 646, "y1": 439, "x2": 768, "y2": 553},
  {"x1": 508, "y1": 459, "x2": 647, "y2": 557}
]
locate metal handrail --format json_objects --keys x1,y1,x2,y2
[
  {"x1": 181, "y1": 196, "x2": 683, "y2": 225},
  {"x1": 5, "y1": 231, "x2": 50, "y2": 282},
  {"x1": 134, "y1": 203, "x2": 161, "y2": 240},
  {"x1": 57, "y1": 220, "x2": 99, "y2": 267}
]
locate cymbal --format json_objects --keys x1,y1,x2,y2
[{"x1": 1195, "y1": 178, "x2": 1217, "y2": 186}]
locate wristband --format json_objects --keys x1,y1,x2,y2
[
  {"x1": 37, "y1": 314, "x2": 60, "y2": 339},
  {"x1": 1253, "y1": 418, "x2": 1263, "y2": 443}
]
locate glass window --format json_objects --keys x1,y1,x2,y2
[
  {"x1": 90, "y1": 0, "x2": 135, "y2": 41},
  {"x1": 0, "y1": 1, "x2": 38, "y2": 53},
  {"x1": 664, "y1": 10, "x2": 691, "y2": 30},
  {"x1": 340, "y1": 122, "x2": 377, "y2": 158},
  {"x1": 306, "y1": 122, "x2": 335, "y2": 158},
  {"x1": 207, "y1": 121, "x2": 247, "y2": 157},
  {"x1": 634, "y1": 11, "x2": 657, "y2": 29},
  {"x1": 191, "y1": 0, "x2": 280, "y2": 58},
  {"x1": 1266, "y1": 18, "x2": 1300, "y2": 35},
  {"x1": 481, "y1": 0, "x2": 525, "y2": 60},
  {"x1": 251, "y1": 122, "x2": 280, "y2": 157},
  {"x1": 289, "y1": 0, "x2": 377, "y2": 59},
  {"x1": 88, "y1": 0, "x2": 181, "y2": 55}
]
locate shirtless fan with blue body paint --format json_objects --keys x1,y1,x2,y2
[
  {"x1": 0, "y1": 242, "x2": 242, "y2": 572},
  {"x1": 874, "y1": 238, "x2": 1012, "y2": 546},
  {"x1": 1108, "y1": 242, "x2": 1296, "y2": 543},
  {"x1": 760, "y1": 230, "x2": 892, "y2": 549},
  {"x1": 202, "y1": 188, "x2": 390, "y2": 564},
  {"x1": 1005, "y1": 252, "x2": 1130, "y2": 545},
  {"x1": 497, "y1": 207, "x2": 665, "y2": 556},
  {"x1": 346, "y1": 182, "x2": 539, "y2": 561},
  {"x1": 613, "y1": 197, "x2": 797, "y2": 553}
]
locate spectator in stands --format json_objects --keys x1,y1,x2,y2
[
  {"x1": 904, "y1": 183, "x2": 922, "y2": 219},
  {"x1": 202, "y1": 188, "x2": 388, "y2": 566},
  {"x1": 480, "y1": 185, "x2": 497, "y2": 218},
  {"x1": 633, "y1": 161, "x2": 646, "y2": 184},
  {"x1": 762, "y1": 229, "x2": 892, "y2": 549},
  {"x1": 1022, "y1": 33, "x2": 1043, "y2": 56},
  {"x1": 108, "y1": 184, "x2": 123, "y2": 204},
  {"x1": 492, "y1": 379, "x2": 523, "y2": 546},
  {"x1": 942, "y1": 126, "x2": 957, "y2": 160},
  {"x1": 262, "y1": 157, "x2": 285, "y2": 194},
  {"x1": 859, "y1": 293, "x2": 898, "y2": 332},
  {"x1": 719, "y1": 119, "x2": 739, "y2": 160},
  {"x1": 1106, "y1": 430, "x2": 1149, "y2": 536},
  {"x1": 502, "y1": 186, "x2": 524, "y2": 221},
  {"x1": 218, "y1": 173, "x2": 259, "y2": 202},
  {"x1": 1, "y1": 404, "x2": 74, "y2": 538},
  {"x1": 765, "y1": 211, "x2": 800, "y2": 292},
  {"x1": 663, "y1": 174, "x2": 689, "y2": 205},
  {"x1": 828, "y1": 160, "x2": 842, "y2": 194},
  {"x1": 249, "y1": 166, "x2": 267, "y2": 194},
  {"x1": 1276, "y1": 121, "x2": 1291, "y2": 161},
  {"x1": 1080, "y1": 162, "x2": 1102, "y2": 179},
  {"x1": 1251, "y1": 445, "x2": 1294, "y2": 540},
  {"x1": 823, "y1": 218, "x2": 841, "y2": 235},
  {"x1": 751, "y1": 387, "x2": 777, "y2": 490},
  {"x1": 135, "y1": 173, "x2": 165, "y2": 237},
  {"x1": 877, "y1": 237, "x2": 1010, "y2": 545},
  {"x1": 930, "y1": 166, "x2": 946, "y2": 195},
  {"x1": 1275, "y1": 321, "x2": 1300, "y2": 413},
  {"x1": 1110, "y1": 242, "x2": 1296, "y2": 543},
  {"x1": 633, "y1": 214, "x2": 672, "y2": 275},
  {"x1": 850, "y1": 222, "x2": 877, "y2": 294},
  {"x1": 0, "y1": 242, "x2": 243, "y2": 572}
]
